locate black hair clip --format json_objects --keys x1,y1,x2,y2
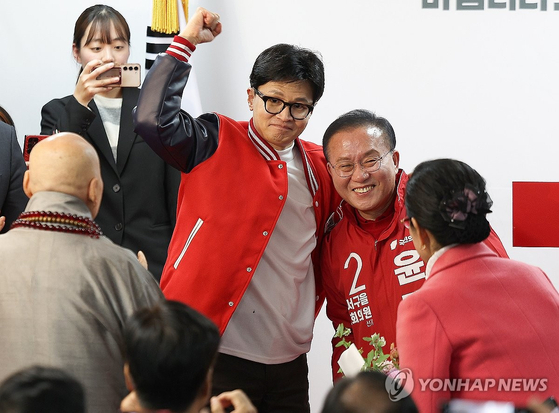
[{"x1": 439, "y1": 184, "x2": 493, "y2": 230}]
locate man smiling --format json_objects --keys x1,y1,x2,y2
[
  {"x1": 320, "y1": 109, "x2": 508, "y2": 380},
  {"x1": 133, "y1": 7, "x2": 339, "y2": 412}
]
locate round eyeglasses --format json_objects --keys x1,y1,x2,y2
[
  {"x1": 254, "y1": 88, "x2": 314, "y2": 120},
  {"x1": 329, "y1": 149, "x2": 394, "y2": 179}
]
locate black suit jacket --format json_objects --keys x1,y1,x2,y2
[
  {"x1": 41, "y1": 88, "x2": 180, "y2": 280},
  {"x1": 0, "y1": 122, "x2": 28, "y2": 233}
]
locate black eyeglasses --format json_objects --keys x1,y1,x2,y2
[
  {"x1": 254, "y1": 88, "x2": 314, "y2": 120},
  {"x1": 328, "y1": 150, "x2": 394, "y2": 179}
]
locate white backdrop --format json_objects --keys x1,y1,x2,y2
[{"x1": 2, "y1": 1, "x2": 559, "y2": 411}]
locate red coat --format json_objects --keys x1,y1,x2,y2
[
  {"x1": 397, "y1": 243, "x2": 559, "y2": 412},
  {"x1": 160, "y1": 116, "x2": 339, "y2": 334}
]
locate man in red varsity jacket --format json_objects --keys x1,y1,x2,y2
[
  {"x1": 320, "y1": 110, "x2": 509, "y2": 381},
  {"x1": 133, "y1": 7, "x2": 340, "y2": 413}
]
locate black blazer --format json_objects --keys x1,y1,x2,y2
[
  {"x1": 0, "y1": 122, "x2": 28, "y2": 233},
  {"x1": 41, "y1": 88, "x2": 180, "y2": 280}
]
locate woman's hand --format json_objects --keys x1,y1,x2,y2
[{"x1": 73, "y1": 60, "x2": 120, "y2": 107}]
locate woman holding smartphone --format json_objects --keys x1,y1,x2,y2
[{"x1": 41, "y1": 5, "x2": 180, "y2": 281}]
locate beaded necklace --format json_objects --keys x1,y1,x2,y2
[{"x1": 11, "y1": 211, "x2": 103, "y2": 239}]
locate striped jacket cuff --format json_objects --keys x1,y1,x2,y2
[{"x1": 166, "y1": 36, "x2": 196, "y2": 62}]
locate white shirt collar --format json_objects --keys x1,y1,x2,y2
[{"x1": 425, "y1": 244, "x2": 458, "y2": 279}]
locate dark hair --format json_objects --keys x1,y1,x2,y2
[
  {"x1": 405, "y1": 158, "x2": 492, "y2": 247},
  {"x1": 123, "y1": 300, "x2": 220, "y2": 412},
  {"x1": 0, "y1": 366, "x2": 85, "y2": 413},
  {"x1": 322, "y1": 109, "x2": 396, "y2": 161},
  {"x1": 321, "y1": 371, "x2": 418, "y2": 413},
  {"x1": 0, "y1": 105, "x2": 14, "y2": 126},
  {"x1": 249, "y1": 43, "x2": 325, "y2": 103},
  {"x1": 73, "y1": 4, "x2": 130, "y2": 52}
]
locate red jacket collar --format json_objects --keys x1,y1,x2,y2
[
  {"x1": 247, "y1": 118, "x2": 318, "y2": 196},
  {"x1": 429, "y1": 242, "x2": 498, "y2": 280}
]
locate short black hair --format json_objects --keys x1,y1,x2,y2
[
  {"x1": 321, "y1": 371, "x2": 417, "y2": 413},
  {"x1": 123, "y1": 300, "x2": 220, "y2": 412},
  {"x1": 322, "y1": 109, "x2": 396, "y2": 161},
  {"x1": 0, "y1": 366, "x2": 85, "y2": 413},
  {"x1": 249, "y1": 43, "x2": 325, "y2": 103},
  {"x1": 405, "y1": 158, "x2": 491, "y2": 246}
]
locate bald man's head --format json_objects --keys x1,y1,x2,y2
[
  {"x1": 24, "y1": 133, "x2": 103, "y2": 217},
  {"x1": 322, "y1": 371, "x2": 418, "y2": 413}
]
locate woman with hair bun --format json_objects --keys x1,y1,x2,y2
[{"x1": 397, "y1": 158, "x2": 559, "y2": 412}]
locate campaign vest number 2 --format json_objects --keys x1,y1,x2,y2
[{"x1": 345, "y1": 253, "x2": 365, "y2": 296}]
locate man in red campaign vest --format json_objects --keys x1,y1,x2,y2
[
  {"x1": 133, "y1": 7, "x2": 340, "y2": 412},
  {"x1": 320, "y1": 110, "x2": 508, "y2": 381}
]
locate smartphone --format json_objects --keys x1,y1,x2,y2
[
  {"x1": 96, "y1": 64, "x2": 141, "y2": 87},
  {"x1": 23, "y1": 135, "x2": 50, "y2": 162}
]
